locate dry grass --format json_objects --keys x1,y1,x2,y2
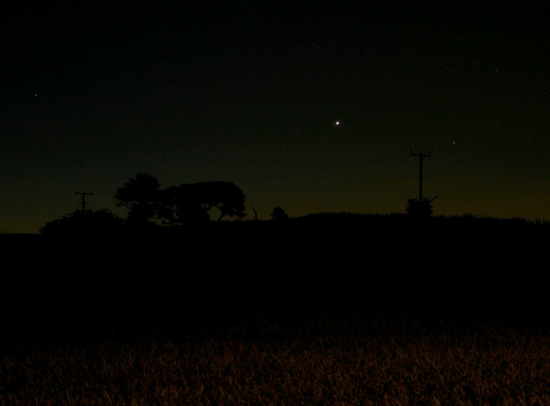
[{"x1": 1, "y1": 313, "x2": 550, "y2": 405}]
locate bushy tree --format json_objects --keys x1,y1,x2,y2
[
  {"x1": 115, "y1": 173, "x2": 162, "y2": 224},
  {"x1": 115, "y1": 174, "x2": 246, "y2": 226},
  {"x1": 40, "y1": 209, "x2": 125, "y2": 236},
  {"x1": 161, "y1": 185, "x2": 210, "y2": 225},
  {"x1": 271, "y1": 206, "x2": 289, "y2": 221},
  {"x1": 192, "y1": 181, "x2": 245, "y2": 222},
  {"x1": 162, "y1": 181, "x2": 246, "y2": 224},
  {"x1": 406, "y1": 198, "x2": 433, "y2": 218}
]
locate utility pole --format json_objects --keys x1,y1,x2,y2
[
  {"x1": 410, "y1": 151, "x2": 431, "y2": 201},
  {"x1": 75, "y1": 192, "x2": 93, "y2": 213}
]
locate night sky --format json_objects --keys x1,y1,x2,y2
[{"x1": 3, "y1": 2, "x2": 550, "y2": 233}]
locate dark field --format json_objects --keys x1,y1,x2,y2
[
  {"x1": 4, "y1": 214, "x2": 548, "y2": 330},
  {"x1": 1, "y1": 214, "x2": 549, "y2": 404}
]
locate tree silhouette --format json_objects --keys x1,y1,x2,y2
[
  {"x1": 406, "y1": 198, "x2": 433, "y2": 218},
  {"x1": 40, "y1": 209, "x2": 124, "y2": 236},
  {"x1": 195, "y1": 181, "x2": 246, "y2": 221},
  {"x1": 161, "y1": 185, "x2": 210, "y2": 225},
  {"x1": 162, "y1": 181, "x2": 246, "y2": 224},
  {"x1": 271, "y1": 206, "x2": 289, "y2": 221},
  {"x1": 114, "y1": 174, "x2": 246, "y2": 226},
  {"x1": 115, "y1": 173, "x2": 162, "y2": 224}
]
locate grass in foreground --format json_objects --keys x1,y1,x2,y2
[{"x1": 1, "y1": 312, "x2": 550, "y2": 405}]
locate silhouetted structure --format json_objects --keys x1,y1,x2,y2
[
  {"x1": 410, "y1": 150, "x2": 431, "y2": 202},
  {"x1": 115, "y1": 173, "x2": 162, "y2": 224},
  {"x1": 75, "y1": 191, "x2": 93, "y2": 213},
  {"x1": 162, "y1": 181, "x2": 246, "y2": 224},
  {"x1": 271, "y1": 206, "x2": 289, "y2": 221},
  {"x1": 406, "y1": 198, "x2": 434, "y2": 218},
  {"x1": 115, "y1": 173, "x2": 246, "y2": 226}
]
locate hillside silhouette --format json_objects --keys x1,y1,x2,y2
[{"x1": 3, "y1": 173, "x2": 549, "y2": 344}]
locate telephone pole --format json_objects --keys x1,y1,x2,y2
[
  {"x1": 75, "y1": 192, "x2": 93, "y2": 213},
  {"x1": 410, "y1": 151, "x2": 431, "y2": 201}
]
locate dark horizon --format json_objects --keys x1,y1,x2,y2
[{"x1": 3, "y1": 3, "x2": 550, "y2": 234}]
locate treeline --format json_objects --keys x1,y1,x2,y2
[
  {"x1": 40, "y1": 173, "x2": 249, "y2": 236},
  {"x1": 38, "y1": 172, "x2": 550, "y2": 238}
]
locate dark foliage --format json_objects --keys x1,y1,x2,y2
[
  {"x1": 115, "y1": 174, "x2": 246, "y2": 226},
  {"x1": 26, "y1": 209, "x2": 550, "y2": 342},
  {"x1": 406, "y1": 198, "x2": 433, "y2": 217},
  {"x1": 271, "y1": 206, "x2": 288, "y2": 221},
  {"x1": 162, "y1": 181, "x2": 246, "y2": 224},
  {"x1": 161, "y1": 185, "x2": 210, "y2": 225},
  {"x1": 114, "y1": 172, "x2": 163, "y2": 224},
  {"x1": 39, "y1": 209, "x2": 125, "y2": 236},
  {"x1": 4, "y1": 209, "x2": 550, "y2": 351}
]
